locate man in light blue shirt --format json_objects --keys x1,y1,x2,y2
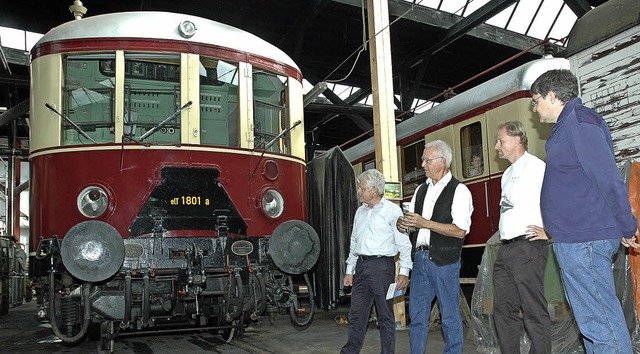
[{"x1": 341, "y1": 169, "x2": 412, "y2": 354}]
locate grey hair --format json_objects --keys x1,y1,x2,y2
[
  {"x1": 497, "y1": 121, "x2": 529, "y2": 151},
  {"x1": 425, "y1": 140, "x2": 453, "y2": 168},
  {"x1": 358, "y1": 169, "x2": 385, "y2": 195}
]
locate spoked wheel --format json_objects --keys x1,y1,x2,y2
[{"x1": 288, "y1": 272, "x2": 314, "y2": 330}]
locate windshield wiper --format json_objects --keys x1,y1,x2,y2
[
  {"x1": 45, "y1": 103, "x2": 97, "y2": 144},
  {"x1": 264, "y1": 120, "x2": 302, "y2": 150}
]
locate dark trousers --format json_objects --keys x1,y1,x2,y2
[
  {"x1": 341, "y1": 256, "x2": 396, "y2": 354},
  {"x1": 493, "y1": 239, "x2": 551, "y2": 354}
]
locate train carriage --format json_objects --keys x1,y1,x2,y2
[
  {"x1": 28, "y1": 12, "x2": 319, "y2": 351},
  {"x1": 344, "y1": 57, "x2": 570, "y2": 277}
]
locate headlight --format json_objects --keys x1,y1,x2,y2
[
  {"x1": 77, "y1": 186, "x2": 109, "y2": 218},
  {"x1": 261, "y1": 189, "x2": 284, "y2": 219}
]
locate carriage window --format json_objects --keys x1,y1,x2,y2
[
  {"x1": 402, "y1": 140, "x2": 426, "y2": 197},
  {"x1": 460, "y1": 122, "x2": 484, "y2": 178},
  {"x1": 199, "y1": 57, "x2": 239, "y2": 147},
  {"x1": 62, "y1": 54, "x2": 116, "y2": 145},
  {"x1": 123, "y1": 54, "x2": 181, "y2": 144},
  {"x1": 253, "y1": 70, "x2": 288, "y2": 153}
]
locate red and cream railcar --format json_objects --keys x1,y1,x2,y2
[
  {"x1": 344, "y1": 57, "x2": 570, "y2": 277},
  {"x1": 29, "y1": 12, "x2": 319, "y2": 350}
]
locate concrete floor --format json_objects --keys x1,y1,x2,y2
[{"x1": 0, "y1": 301, "x2": 480, "y2": 353}]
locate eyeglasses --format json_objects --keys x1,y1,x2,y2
[
  {"x1": 531, "y1": 95, "x2": 543, "y2": 107},
  {"x1": 421, "y1": 156, "x2": 444, "y2": 163}
]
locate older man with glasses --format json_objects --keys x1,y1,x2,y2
[
  {"x1": 397, "y1": 139, "x2": 473, "y2": 354},
  {"x1": 341, "y1": 169, "x2": 412, "y2": 354}
]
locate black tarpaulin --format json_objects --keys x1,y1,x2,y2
[{"x1": 307, "y1": 147, "x2": 358, "y2": 310}]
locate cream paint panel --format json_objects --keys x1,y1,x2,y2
[
  {"x1": 114, "y1": 51, "x2": 125, "y2": 143},
  {"x1": 238, "y1": 62, "x2": 253, "y2": 149},
  {"x1": 181, "y1": 53, "x2": 200, "y2": 144},
  {"x1": 424, "y1": 125, "x2": 456, "y2": 177},
  {"x1": 485, "y1": 98, "x2": 551, "y2": 175},
  {"x1": 453, "y1": 115, "x2": 487, "y2": 182},
  {"x1": 30, "y1": 55, "x2": 63, "y2": 152},
  {"x1": 287, "y1": 78, "x2": 305, "y2": 160},
  {"x1": 353, "y1": 162, "x2": 363, "y2": 178}
]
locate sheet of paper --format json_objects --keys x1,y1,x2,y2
[{"x1": 386, "y1": 282, "x2": 405, "y2": 300}]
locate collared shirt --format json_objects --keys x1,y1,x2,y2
[
  {"x1": 345, "y1": 197, "x2": 413, "y2": 276},
  {"x1": 408, "y1": 171, "x2": 473, "y2": 246},
  {"x1": 499, "y1": 152, "x2": 545, "y2": 240}
]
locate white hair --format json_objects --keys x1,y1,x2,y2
[
  {"x1": 425, "y1": 140, "x2": 453, "y2": 168},
  {"x1": 358, "y1": 169, "x2": 385, "y2": 195}
]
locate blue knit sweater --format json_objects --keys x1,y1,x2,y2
[{"x1": 541, "y1": 98, "x2": 638, "y2": 243}]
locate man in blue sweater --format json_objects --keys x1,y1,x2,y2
[{"x1": 531, "y1": 69, "x2": 639, "y2": 353}]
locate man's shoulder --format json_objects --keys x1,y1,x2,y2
[
  {"x1": 574, "y1": 104, "x2": 604, "y2": 126},
  {"x1": 454, "y1": 181, "x2": 472, "y2": 196},
  {"x1": 524, "y1": 152, "x2": 545, "y2": 166}
]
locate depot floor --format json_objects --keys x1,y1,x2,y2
[{"x1": 0, "y1": 301, "x2": 480, "y2": 353}]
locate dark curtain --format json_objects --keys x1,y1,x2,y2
[{"x1": 307, "y1": 147, "x2": 358, "y2": 310}]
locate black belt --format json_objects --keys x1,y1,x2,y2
[
  {"x1": 416, "y1": 244, "x2": 429, "y2": 251},
  {"x1": 358, "y1": 255, "x2": 392, "y2": 261},
  {"x1": 501, "y1": 234, "x2": 530, "y2": 245}
]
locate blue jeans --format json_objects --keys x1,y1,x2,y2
[
  {"x1": 554, "y1": 240, "x2": 632, "y2": 354},
  {"x1": 409, "y1": 251, "x2": 463, "y2": 354}
]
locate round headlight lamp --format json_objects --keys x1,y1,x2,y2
[
  {"x1": 77, "y1": 186, "x2": 109, "y2": 218},
  {"x1": 261, "y1": 189, "x2": 284, "y2": 219}
]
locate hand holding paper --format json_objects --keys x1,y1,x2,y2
[{"x1": 386, "y1": 282, "x2": 406, "y2": 300}]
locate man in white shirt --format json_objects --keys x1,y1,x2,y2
[
  {"x1": 493, "y1": 121, "x2": 550, "y2": 353},
  {"x1": 341, "y1": 169, "x2": 413, "y2": 354},
  {"x1": 397, "y1": 140, "x2": 473, "y2": 354}
]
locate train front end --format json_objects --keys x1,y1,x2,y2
[{"x1": 28, "y1": 12, "x2": 318, "y2": 350}]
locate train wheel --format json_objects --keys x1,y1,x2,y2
[{"x1": 287, "y1": 273, "x2": 314, "y2": 330}]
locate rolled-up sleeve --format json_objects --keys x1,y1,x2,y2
[{"x1": 452, "y1": 184, "x2": 473, "y2": 234}]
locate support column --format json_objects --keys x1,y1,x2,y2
[{"x1": 367, "y1": 0, "x2": 405, "y2": 328}]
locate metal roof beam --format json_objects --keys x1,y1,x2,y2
[
  {"x1": 0, "y1": 100, "x2": 29, "y2": 129},
  {"x1": 320, "y1": 88, "x2": 374, "y2": 133},
  {"x1": 332, "y1": 0, "x2": 559, "y2": 55},
  {"x1": 563, "y1": 0, "x2": 592, "y2": 17},
  {"x1": 304, "y1": 74, "x2": 374, "y2": 133},
  {"x1": 406, "y1": 0, "x2": 520, "y2": 68}
]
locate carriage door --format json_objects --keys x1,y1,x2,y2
[{"x1": 452, "y1": 116, "x2": 496, "y2": 244}]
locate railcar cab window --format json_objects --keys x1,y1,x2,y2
[
  {"x1": 253, "y1": 69, "x2": 289, "y2": 154},
  {"x1": 460, "y1": 121, "x2": 484, "y2": 178},
  {"x1": 199, "y1": 57, "x2": 239, "y2": 147},
  {"x1": 62, "y1": 54, "x2": 117, "y2": 145},
  {"x1": 402, "y1": 139, "x2": 426, "y2": 198},
  {"x1": 123, "y1": 53, "x2": 182, "y2": 144}
]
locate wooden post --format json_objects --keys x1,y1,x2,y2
[
  {"x1": 627, "y1": 162, "x2": 640, "y2": 316},
  {"x1": 366, "y1": 0, "x2": 405, "y2": 328}
]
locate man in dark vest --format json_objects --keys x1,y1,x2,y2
[{"x1": 397, "y1": 139, "x2": 473, "y2": 354}]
